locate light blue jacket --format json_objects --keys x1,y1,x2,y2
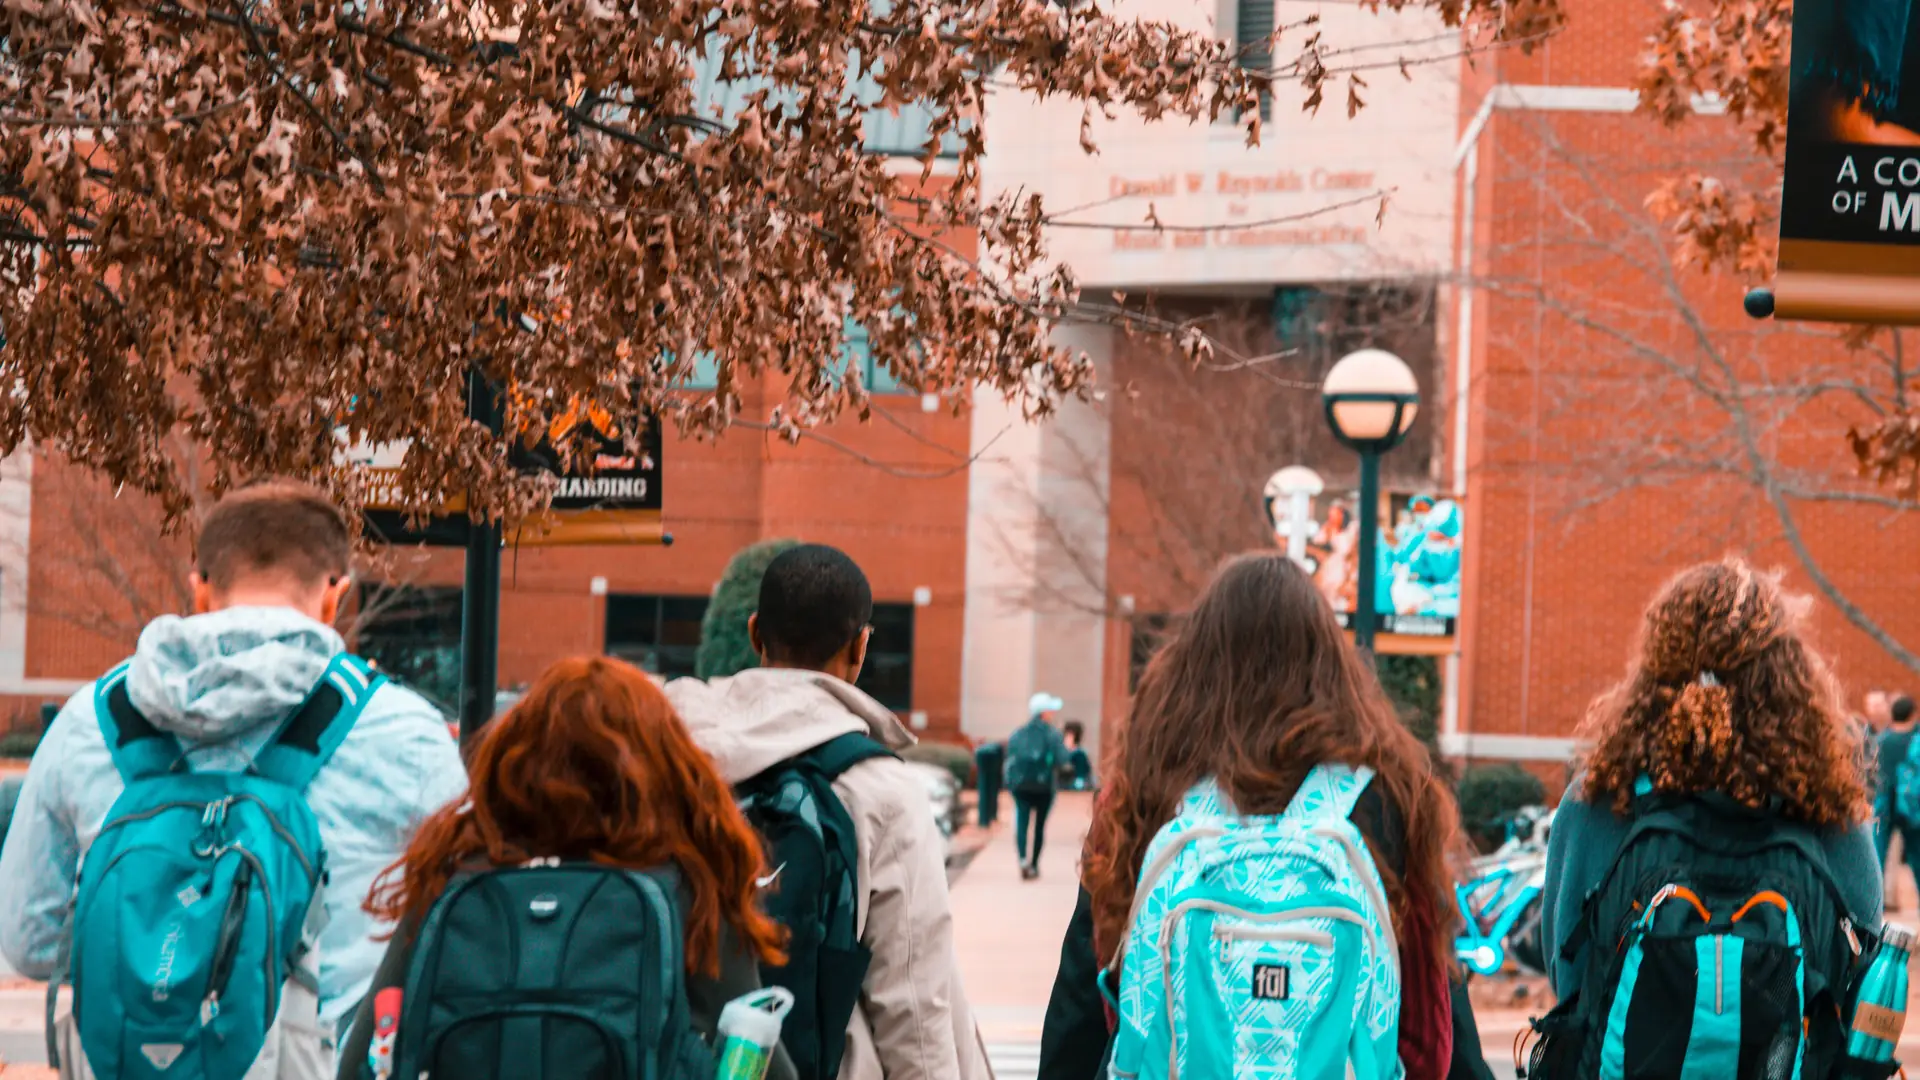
[{"x1": 0, "y1": 607, "x2": 469, "y2": 1036}]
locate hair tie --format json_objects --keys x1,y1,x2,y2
[{"x1": 1697, "y1": 671, "x2": 1721, "y2": 688}]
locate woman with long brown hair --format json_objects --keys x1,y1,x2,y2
[
  {"x1": 337, "y1": 656, "x2": 795, "y2": 1080},
  {"x1": 1536, "y1": 559, "x2": 1882, "y2": 1079},
  {"x1": 1039, "y1": 552, "x2": 1474, "y2": 1080}
]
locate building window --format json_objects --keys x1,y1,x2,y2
[
  {"x1": 355, "y1": 585, "x2": 464, "y2": 717},
  {"x1": 861, "y1": 101, "x2": 965, "y2": 159},
  {"x1": 674, "y1": 321, "x2": 911, "y2": 393},
  {"x1": 603, "y1": 593, "x2": 912, "y2": 709},
  {"x1": 838, "y1": 321, "x2": 913, "y2": 394},
  {"x1": 860, "y1": 603, "x2": 915, "y2": 712},
  {"x1": 1128, "y1": 614, "x2": 1173, "y2": 693},
  {"x1": 1272, "y1": 286, "x2": 1324, "y2": 356},
  {"x1": 1235, "y1": 0, "x2": 1274, "y2": 123},
  {"x1": 606, "y1": 594, "x2": 711, "y2": 680}
]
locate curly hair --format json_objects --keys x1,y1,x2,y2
[
  {"x1": 1084, "y1": 552, "x2": 1462, "y2": 980},
  {"x1": 1579, "y1": 557, "x2": 1869, "y2": 827},
  {"x1": 368, "y1": 656, "x2": 786, "y2": 976}
]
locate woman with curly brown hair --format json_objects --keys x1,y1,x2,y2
[
  {"x1": 1537, "y1": 558, "x2": 1884, "y2": 1077},
  {"x1": 1039, "y1": 552, "x2": 1484, "y2": 1080}
]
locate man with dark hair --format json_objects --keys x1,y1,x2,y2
[
  {"x1": 668, "y1": 544, "x2": 989, "y2": 1080},
  {"x1": 0, "y1": 479, "x2": 467, "y2": 1074},
  {"x1": 752, "y1": 543, "x2": 875, "y2": 674}
]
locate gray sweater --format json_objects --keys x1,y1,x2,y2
[{"x1": 1542, "y1": 788, "x2": 1884, "y2": 1000}]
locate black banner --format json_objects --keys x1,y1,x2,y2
[
  {"x1": 1782, "y1": 142, "x2": 1920, "y2": 246},
  {"x1": 363, "y1": 411, "x2": 664, "y2": 548}
]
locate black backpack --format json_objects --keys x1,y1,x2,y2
[
  {"x1": 736, "y1": 733, "x2": 896, "y2": 1080},
  {"x1": 1527, "y1": 795, "x2": 1879, "y2": 1080},
  {"x1": 385, "y1": 863, "x2": 711, "y2": 1080}
]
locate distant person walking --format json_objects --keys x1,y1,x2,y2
[
  {"x1": 1006, "y1": 693, "x2": 1069, "y2": 880},
  {"x1": 0, "y1": 480, "x2": 468, "y2": 1078},
  {"x1": 1879, "y1": 693, "x2": 1919, "y2": 910},
  {"x1": 339, "y1": 657, "x2": 795, "y2": 1080},
  {"x1": 666, "y1": 544, "x2": 989, "y2": 1080},
  {"x1": 1060, "y1": 720, "x2": 1093, "y2": 791}
]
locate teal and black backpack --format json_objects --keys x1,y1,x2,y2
[
  {"x1": 51, "y1": 654, "x2": 378, "y2": 1079},
  {"x1": 1003, "y1": 722, "x2": 1058, "y2": 796},
  {"x1": 735, "y1": 733, "x2": 896, "y2": 1080},
  {"x1": 1527, "y1": 793, "x2": 1874, "y2": 1080}
]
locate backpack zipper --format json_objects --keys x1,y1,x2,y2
[
  {"x1": 227, "y1": 794, "x2": 317, "y2": 884},
  {"x1": 92, "y1": 800, "x2": 212, "y2": 842},
  {"x1": 229, "y1": 846, "x2": 280, "y2": 1032},
  {"x1": 202, "y1": 859, "x2": 254, "y2": 1025},
  {"x1": 1214, "y1": 925, "x2": 1336, "y2": 966}
]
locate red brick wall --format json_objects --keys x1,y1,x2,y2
[{"x1": 1458, "y1": 17, "x2": 1920, "y2": 744}]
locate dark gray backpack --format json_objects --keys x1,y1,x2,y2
[{"x1": 387, "y1": 863, "x2": 711, "y2": 1080}]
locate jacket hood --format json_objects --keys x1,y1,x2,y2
[
  {"x1": 125, "y1": 607, "x2": 345, "y2": 742},
  {"x1": 665, "y1": 667, "x2": 916, "y2": 784}
]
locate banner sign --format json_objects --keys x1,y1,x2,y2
[
  {"x1": 1772, "y1": 0, "x2": 1920, "y2": 321},
  {"x1": 1272, "y1": 486, "x2": 1462, "y2": 653},
  {"x1": 356, "y1": 406, "x2": 665, "y2": 547}
]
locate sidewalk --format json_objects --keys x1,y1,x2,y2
[{"x1": 951, "y1": 791, "x2": 1091, "y2": 1048}]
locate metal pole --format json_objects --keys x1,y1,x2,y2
[
  {"x1": 1354, "y1": 449, "x2": 1380, "y2": 656},
  {"x1": 459, "y1": 367, "x2": 502, "y2": 743}
]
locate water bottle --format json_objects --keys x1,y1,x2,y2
[
  {"x1": 716, "y1": 987, "x2": 794, "y2": 1080},
  {"x1": 1849, "y1": 922, "x2": 1914, "y2": 1063}
]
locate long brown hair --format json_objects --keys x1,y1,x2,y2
[
  {"x1": 1084, "y1": 552, "x2": 1461, "y2": 978},
  {"x1": 367, "y1": 656, "x2": 786, "y2": 975},
  {"x1": 1579, "y1": 558, "x2": 1869, "y2": 827}
]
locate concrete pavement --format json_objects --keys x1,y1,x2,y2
[{"x1": 951, "y1": 791, "x2": 1091, "y2": 1080}]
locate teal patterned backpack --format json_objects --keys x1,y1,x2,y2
[{"x1": 1106, "y1": 765, "x2": 1402, "y2": 1080}]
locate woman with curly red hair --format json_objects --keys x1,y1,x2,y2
[
  {"x1": 1538, "y1": 559, "x2": 1884, "y2": 1078},
  {"x1": 337, "y1": 656, "x2": 795, "y2": 1080}
]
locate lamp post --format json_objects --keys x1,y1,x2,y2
[
  {"x1": 1321, "y1": 349, "x2": 1420, "y2": 654},
  {"x1": 1264, "y1": 466, "x2": 1324, "y2": 569}
]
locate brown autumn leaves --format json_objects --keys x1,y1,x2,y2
[{"x1": 4, "y1": 0, "x2": 1545, "y2": 529}]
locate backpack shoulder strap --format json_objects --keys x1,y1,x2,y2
[
  {"x1": 95, "y1": 661, "x2": 185, "y2": 783},
  {"x1": 1281, "y1": 763, "x2": 1375, "y2": 825},
  {"x1": 252, "y1": 654, "x2": 384, "y2": 791},
  {"x1": 797, "y1": 732, "x2": 897, "y2": 782}
]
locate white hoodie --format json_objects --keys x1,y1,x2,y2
[{"x1": 666, "y1": 668, "x2": 993, "y2": 1080}]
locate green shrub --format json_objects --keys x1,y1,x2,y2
[
  {"x1": 695, "y1": 538, "x2": 801, "y2": 679},
  {"x1": 900, "y1": 742, "x2": 975, "y2": 787},
  {"x1": 1377, "y1": 654, "x2": 1441, "y2": 757},
  {"x1": 1456, "y1": 763, "x2": 1547, "y2": 853},
  {"x1": 0, "y1": 727, "x2": 42, "y2": 760}
]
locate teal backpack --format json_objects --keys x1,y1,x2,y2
[
  {"x1": 1105, "y1": 765, "x2": 1401, "y2": 1080},
  {"x1": 50, "y1": 654, "x2": 379, "y2": 1079},
  {"x1": 1004, "y1": 722, "x2": 1058, "y2": 796}
]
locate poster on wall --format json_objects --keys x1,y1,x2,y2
[
  {"x1": 1277, "y1": 489, "x2": 1461, "y2": 647},
  {"x1": 350, "y1": 404, "x2": 665, "y2": 547},
  {"x1": 1769, "y1": 0, "x2": 1920, "y2": 321}
]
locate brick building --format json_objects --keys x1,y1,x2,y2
[
  {"x1": 7, "y1": 2, "x2": 1920, "y2": 767},
  {"x1": 1450, "y1": 0, "x2": 1920, "y2": 771}
]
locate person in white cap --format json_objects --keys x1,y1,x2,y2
[{"x1": 1005, "y1": 692, "x2": 1070, "y2": 880}]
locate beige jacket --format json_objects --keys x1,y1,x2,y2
[{"x1": 666, "y1": 669, "x2": 993, "y2": 1080}]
